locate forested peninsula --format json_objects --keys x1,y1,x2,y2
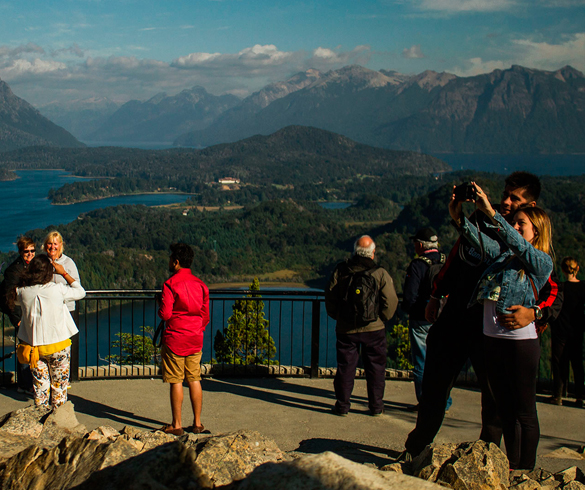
[{"x1": 0, "y1": 126, "x2": 449, "y2": 205}]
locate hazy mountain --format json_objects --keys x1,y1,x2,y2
[
  {"x1": 87, "y1": 86, "x2": 241, "y2": 144},
  {"x1": 175, "y1": 64, "x2": 585, "y2": 154},
  {"x1": 175, "y1": 69, "x2": 322, "y2": 148},
  {"x1": 377, "y1": 65, "x2": 585, "y2": 153},
  {"x1": 38, "y1": 97, "x2": 121, "y2": 141},
  {"x1": 175, "y1": 65, "x2": 442, "y2": 148},
  {"x1": 0, "y1": 79, "x2": 84, "y2": 152}
]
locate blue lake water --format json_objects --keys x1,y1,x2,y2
[{"x1": 0, "y1": 171, "x2": 191, "y2": 253}]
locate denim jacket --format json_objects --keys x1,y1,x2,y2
[{"x1": 458, "y1": 211, "x2": 553, "y2": 315}]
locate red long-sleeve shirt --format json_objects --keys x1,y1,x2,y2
[{"x1": 158, "y1": 268, "x2": 210, "y2": 356}]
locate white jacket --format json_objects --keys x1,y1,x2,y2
[
  {"x1": 16, "y1": 281, "x2": 85, "y2": 346},
  {"x1": 52, "y1": 254, "x2": 81, "y2": 312}
]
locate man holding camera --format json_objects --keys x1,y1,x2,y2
[{"x1": 403, "y1": 171, "x2": 562, "y2": 458}]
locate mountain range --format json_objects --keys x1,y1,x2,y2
[
  {"x1": 175, "y1": 64, "x2": 585, "y2": 154},
  {"x1": 0, "y1": 79, "x2": 83, "y2": 152}
]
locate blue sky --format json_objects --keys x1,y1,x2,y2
[{"x1": 0, "y1": 0, "x2": 584, "y2": 106}]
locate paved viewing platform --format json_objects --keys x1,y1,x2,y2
[{"x1": 1, "y1": 377, "x2": 584, "y2": 473}]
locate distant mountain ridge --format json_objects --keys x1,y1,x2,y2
[
  {"x1": 0, "y1": 79, "x2": 84, "y2": 152},
  {"x1": 175, "y1": 64, "x2": 585, "y2": 154},
  {"x1": 86, "y1": 86, "x2": 241, "y2": 143}
]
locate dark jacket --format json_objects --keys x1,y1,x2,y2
[
  {"x1": 325, "y1": 255, "x2": 398, "y2": 334},
  {"x1": 403, "y1": 250, "x2": 443, "y2": 321},
  {"x1": 0, "y1": 256, "x2": 27, "y2": 326}
]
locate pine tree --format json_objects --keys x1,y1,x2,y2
[{"x1": 214, "y1": 277, "x2": 276, "y2": 364}]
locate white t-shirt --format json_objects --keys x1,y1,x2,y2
[{"x1": 483, "y1": 300, "x2": 538, "y2": 340}]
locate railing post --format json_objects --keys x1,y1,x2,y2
[
  {"x1": 70, "y1": 307, "x2": 80, "y2": 382},
  {"x1": 310, "y1": 299, "x2": 320, "y2": 378}
]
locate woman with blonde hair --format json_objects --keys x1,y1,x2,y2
[
  {"x1": 549, "y1": 257, "x2": 585, "y2": 407},
  {"x1": 449, "y1": 182, "x2": 554, "y2": 471},
  {"x1": 44, "y1": 231, "x2": 81, "y2": 314}
]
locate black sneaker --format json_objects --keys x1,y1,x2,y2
[
  {"x1": 370, "y1": 409, "x2": 384, "y2": 417},
  {"x1": 331, "y1": 406, "x2": 348, "y2": 416}
]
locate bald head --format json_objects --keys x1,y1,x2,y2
[{"x1": 354, "y1": 235, "x2": 376, "y2": 259}]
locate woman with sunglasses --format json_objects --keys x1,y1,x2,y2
[{"x1": 0, "y1": 237, "x2": 37, "y2": 393}]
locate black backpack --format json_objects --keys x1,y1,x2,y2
[
  {"x1": 338, "y1": 263, "x2": 381, "y2": 327},
  {"x1": 416, "y1": 253, "x2": 446, "y2": 301}
]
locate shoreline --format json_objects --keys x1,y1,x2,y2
[{"x1": 50, "y1": 191, "x2": 194, "y2": 206}]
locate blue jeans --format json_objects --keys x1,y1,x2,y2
[{"x1": 409, "y1": 318, "x2": 452, "y2": 410}]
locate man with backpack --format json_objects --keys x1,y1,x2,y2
[
  {"x1": 325, "y1": 235, "x2": 398, "y2": 416},
  {"x1": 402, "y1": 228, "x2": 448, "y2": 411}
]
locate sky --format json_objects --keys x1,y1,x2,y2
[{"x1": 0, "y1": 0, "x2": 584, "y2": 107}]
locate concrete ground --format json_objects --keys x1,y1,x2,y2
[{"x1": 1, "y1": 377, "x2": 584, "y2": 473}]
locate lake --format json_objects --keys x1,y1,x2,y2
[
  {"x1": 1, "y1": 153, "x2": 584, "y2": 253},
  {"x1": 0, "y1": 171, "x2": 191, "y2": 253}
]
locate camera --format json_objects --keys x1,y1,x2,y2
[{"x1": 454, "y1": 182, "x2": 477, "y2": 202}]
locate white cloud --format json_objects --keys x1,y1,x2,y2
[
  {"x1": 411, "y1": 0, "x2": 515, "y2": 12},
  {"x1": 450, "y1": 32, "x2": 585, "y2": 77},
  {"x1": 1, "y1": 58, "x2": 67, "y2": 77},
  {"x1": 402, "y1": 44, "x2": 425, "y2": 59},
  {"x1": 512, "y1": 32, "x2": 585, "y2": 71},
  {"x1": 0, "y1": 43, "x2": 45, "y2": 58},
  {"x1": 452, "y1": 57, "x2": 508, "y2": 76}
]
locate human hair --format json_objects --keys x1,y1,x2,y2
[
  {"x1": 516, "y1": 207, "x2": 554, "y2": 258},
  {"x1": 169, "y1": 243, "x2": 194, "y2": 268},
  {"x1": 6, "y1": 255, "x2": 54, "y2": 310},
  {"x1": 44, "y1": 231, "x2": 64, "y2": 256},
  {"x1": 505, "y1": 171, "x2": 541, "y2": 203},
  {"x1": 354, "y1": 236, "x2": 376, "y2": 258},
  {"x1": 416, "y1": 239, "x2": 438, "y2": 251},
  {"x1": 561, "y1": 257, "x2": 579, "y2": 276},
  {"x1": 16, "y1": 237, "x2": 35, "y2": 254}
]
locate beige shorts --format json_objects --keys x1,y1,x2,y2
[{"x1": 161, "y1": 344, "x2": 202, "y2": 383}]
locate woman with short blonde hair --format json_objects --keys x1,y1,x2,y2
[{"x1": 43, "y1": 231, "x2": 81, "y2": 313}]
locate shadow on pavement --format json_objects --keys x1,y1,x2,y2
[
  {"x1": 294, "y1": 437, "x2": 400, "y2": 467},
  {"x1": 68, "y1": 394, "x2": 163, "y2": 430}
]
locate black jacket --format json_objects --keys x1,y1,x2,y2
[{"x1": 0, "y1": 256, "x2": 26, "y2": 327}]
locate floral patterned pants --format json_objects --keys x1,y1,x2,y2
[{"x1": 32, "y1": 346, "x2": 70, "y2": 408}]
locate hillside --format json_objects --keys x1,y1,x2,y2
[
  {"x1": 0, "y1": 126, "x2": 450, "y2": 204},
  {"x1": 0, "y1": 79, "x2": 84, "y2": 152}
]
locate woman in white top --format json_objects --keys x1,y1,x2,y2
[
  {"x1": 44, "y1": 231, "x2": 80, "y2": 313},
  {"x1": 9, "y1": 255, "x2": 85, "y2": 407}
]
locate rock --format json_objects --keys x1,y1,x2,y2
[
  {"x1": 86, "y1": 426, "x2": 120, "y2": 443},
  {"x1": 194, "y1": 429, "x2": 284, "y2": 486},
  {"x1": 539, "y1": 476, "x2": 561, "y2": 488},
  {"x1": 555, "y1": 466, "x2": 584, "y2": 486},
  {"x1": 238, "y1": 451, "x2": 445, "y2": 489},
  {"x1": 380, "y1": 462, "x2": 406, "y2": 474},
  {"x1": 413, "y1": 440, "x2": 509, "y2": 489},
  {"x1": 542, "y1": 447, "x2": 585, "y2": 460},
  {"x1": 509, "y1": 479, "x2": 542, "y2": 489},
  {"x1": 412, "y1": 442, "x2": 458, "y2": 481},
  {"x1": 0, "y1": 402, "x2": 86, "y2": 459},
  {"x1": 564, "y1": 482, "x2": 585, "y2": 490}
]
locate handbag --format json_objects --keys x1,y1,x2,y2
[{"x1": 17, "y1": 343, "x2": 39, "y2": 368}]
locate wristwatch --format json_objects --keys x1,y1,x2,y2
[{"x1": 531, "y1": 305, "x2": 543, "y2": 321}]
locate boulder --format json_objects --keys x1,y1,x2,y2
[
  {"x1": 542, "y1": 448, "x2": 585, "y2": 461},
  {"x1": 412, "y1": 440, "x2": 509, "y2": 489},
  {"x1": 194, "y1": 429, "x2": 285, "y2": 486},
  {"x1": 238, "y1": 451, "x2": 444, "y2": 490},
  {"x1": 555, "y1": 467, "x2": 585, "y2": 486},
  {"x1": 0, "y1": 402, "x2": 86, "y2": 459}
]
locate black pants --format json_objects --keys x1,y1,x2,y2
[
  {"x1": 334, "y1": 329, "x2": 387, "y2": 414},
  {"x1": 484, "y1": 336, "x2": 540, "y2": 470},
  {"x1": 405, "y1": 303, "x2": 502, "y2": 456},
  {"x1": 551, "y1": 332, "x2": 584, "y2": 399}
]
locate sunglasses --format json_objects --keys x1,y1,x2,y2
[{"x1": 23, "y1": 250, "x2": 36, "y2": 255}]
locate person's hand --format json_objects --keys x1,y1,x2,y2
[
  {"x1": 497, "y1": 305, "x2": 535, "y2": 330},
  {"x1": 52, "y1": 261, "x2": 67, "y2": 276},
  {"x1": 449, "y1": 186, "x2": 463, "y2": 224},
  {"x1": 471, "y1": 182, "x2": 495, "y2": 218},
  {"x1": 425, "y1": 297, "x2": 440, "y2": 323}
]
